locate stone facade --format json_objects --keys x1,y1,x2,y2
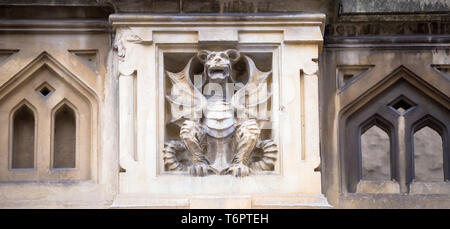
[{"x1": 0, "y1": 0, "x2": 448, "y2": 209}]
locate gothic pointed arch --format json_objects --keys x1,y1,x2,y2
[
  {"x1": 340, "y1": 66, "x2": 450, "y2": 194},
  {"x1": 411, "y1": 115, "x2": 449, "y2": 182},
  {"x1": 359, "y1": 114, "x2": 394, "y2": 182},
  {"x1": 51, "y1": 99, "x2": 78, "y2": 169},
  {"x1": 9, "y1": 99, "x2": 37, "y2": 170},
  {"x1": 0, "y1": 52, "x2": 99, "y2": 182}
]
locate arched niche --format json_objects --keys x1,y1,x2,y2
[
  {"x1": 343, "y1": 109, "x2": 396, "y2": 193},
  {"x1": 10, "y1": 102, "x2": 36, "y2": 169},
  {"x1": 52, "y1": 101, "x2": 77, "y2": 169},
  {"x1": 340, "y1": 66, "x2": 450, "y2": 194},
  {"x1": 412, "y1": 116, "x2": 448, "y2": 182},
  {"x1": 360, "y1": 117, "x2": 392, "y2": 181},
  {"x1": 0, "y1": 52, "x2": 98, "y2": 182}
]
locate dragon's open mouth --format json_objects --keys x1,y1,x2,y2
[
  {"x1": 210, "y1": 69, "x2": 225, "y2": 74},
  {"x1": 208, "y1": 66, "x2": 230, "y2": 79}
]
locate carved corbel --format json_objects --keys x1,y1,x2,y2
[{"x1": 114, "y1": 27, "x2": 141, "y2": 77}]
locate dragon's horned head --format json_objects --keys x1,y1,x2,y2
[{"x1": 197, "y1": 49, "x2": 240, "y2": 80}]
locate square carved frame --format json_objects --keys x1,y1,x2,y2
[
  {"x1": 112, "y1": 14, "x2": 329, "y2": 208},
  {"x1": 156, "y1": 44, "x2": 282, "y2": 176}
]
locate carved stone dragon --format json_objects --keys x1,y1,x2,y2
[{"x1": 163, "y1": 49, "x2": 277, "y2": 177}]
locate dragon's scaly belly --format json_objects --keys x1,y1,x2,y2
[{"x1": 203, "y1": 101, "x2": 236, "y2": 138}]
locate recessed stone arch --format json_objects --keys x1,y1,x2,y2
[
  {"x1": 0, "y1": 52, "x2": 99, "y2": 182},
  {"x1": 342, "y1": 105, "x2": 397, "y2": 193},
  {"x1": 9, "y1": 100, "x2": 37, "y2": 169},
  {"x1": 51, "y1": 99, "x2": 78, "y2": 169},
  {"x1": 359, "y1": 115, "x2": 393, "y2": 181},
  {"x1": 411, "y1": 115, "x2": 448, "y2": 182},
  {"x1": 339, "y1": 66, "x2": 450, "y2": 194}
]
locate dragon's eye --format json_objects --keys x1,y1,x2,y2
[
  {"x1": 220, "y1": 53, "x2": 227, "y2": 59},
  {"x1": 208, "y1": 53, "x2": 216, "y2": 60}
]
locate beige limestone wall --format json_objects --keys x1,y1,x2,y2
[
  {"x1": 0, "y1": 23, "x2": 118, "y2": 208},
  {"x1": 0, "y1": 1, "x2": 448, "y2": 209}
]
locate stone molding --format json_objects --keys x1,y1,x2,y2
[
  {"x1": 0, "y1": 19, "x2": 110, "y2": 33},
  {"x1": 111, "y1": 13, "x2": 329, "y2": 208}
]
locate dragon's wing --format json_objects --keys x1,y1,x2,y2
[
  {"x1": 166, "y1": 57, "x2": 206, "y2": 126},
  {"x1": 232, "y1": 55, "x2": 272, "y2": 123}
]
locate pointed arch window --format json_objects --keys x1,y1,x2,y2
[
  {"x1": 360, "y1": 121, "x2": 392, "y2": 181},
  {"x1": 412, "y1": 116, "x2": 448, "y2": 182},
  {"x1": 340, "y1": 68, "x2": 450, "y2": 194},
  {"x1": 53, "y1": 103, "x2": 76, "y2": 169},
  {"x1": 0, "y1": 52, "x2": 97, "y2": 182},
  {"x1": 12, "y1": 104, "x2": 35, "y2": 169}
]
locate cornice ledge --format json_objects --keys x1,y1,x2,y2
[
  {"x1": 0, "y1": 19, "x2": 111, "y2": 33},
  {"x1": 109, "y1": 13, "x2": 326, "y2": 27}
]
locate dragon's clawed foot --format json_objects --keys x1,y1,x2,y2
[
  {"x1": 223, "y1": 163, "x2": 252, "y2": 177},
  {"x1": 188, "y1": 162, "x2": 218, "y2": 176}
]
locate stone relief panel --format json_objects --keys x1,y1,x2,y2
[
  {"x1": 110, "y1": 15, "x2": 327, "y2": 208},
  {"x1": 162, "y1": 49, "x2": 277, "y2": 177}
]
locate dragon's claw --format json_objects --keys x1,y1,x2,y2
[
  {"x1": 188, "y1": 162, "x2": 218, "y2": 177},
  {"x1": 224, "y1": 163, "x2": 252, "y2": 177}
]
